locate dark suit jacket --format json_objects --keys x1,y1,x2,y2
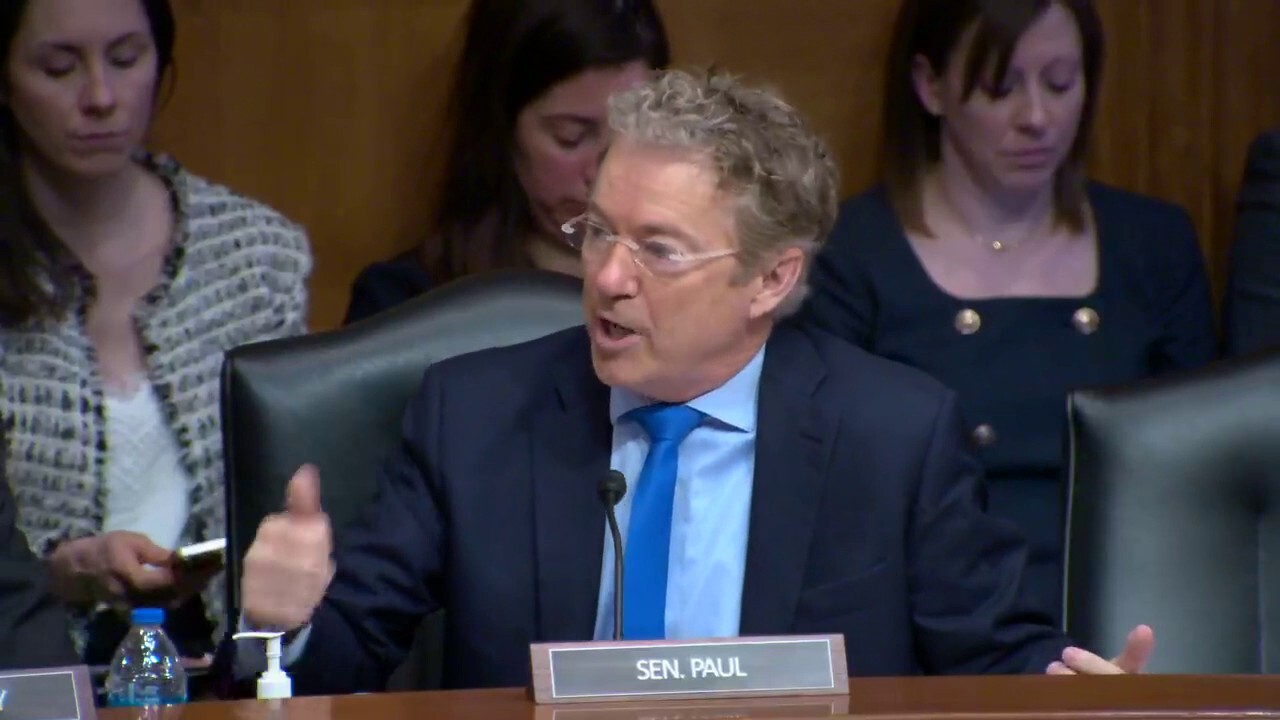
[
  {"x1": 0, "y1": 431, "x2": 77, "y2": 669},
  {"x1": 1225, "y1": 129, "x2": 1280, "y2": 356},
  {"x1": 291, "y1": 324, "x2": 1068, "y2": 693},
  {"x1": 342, "y1": 251, "x2": 434, "y2": 326},
  {"x1": 799, "y1": 183, "x2": 1217, "y2": 625}
]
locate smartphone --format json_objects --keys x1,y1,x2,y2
[{"x1": 174, "y1": 537, "x2": 226, "y2": 573}]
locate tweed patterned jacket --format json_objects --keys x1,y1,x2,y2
[{"x1": 0, "y1": 154, "x2": 312, "y2": 650}]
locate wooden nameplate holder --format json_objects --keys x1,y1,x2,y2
[{"x1": 529, "y1": 634, "x2": 847, "y2": 705}]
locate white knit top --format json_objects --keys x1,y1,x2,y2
[
  {"x1": 0, "y1": 153, "x2": 312, "y2": 651},
  {"x1": 102, "y1": 381, "x2": 190, "y2": 551}
]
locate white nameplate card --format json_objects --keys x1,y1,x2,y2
[{"x1": 529, "y1": 634, "x2": 847, "y2": 704}]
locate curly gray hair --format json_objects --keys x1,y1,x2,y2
[{"x1": 607, "y1": 68, "x2": 840, "y2": 315}]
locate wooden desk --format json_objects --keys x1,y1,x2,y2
[{"x1": 98, "y1": 675, "x2": 1280, "y2": 720}]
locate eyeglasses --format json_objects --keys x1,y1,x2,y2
[{"x1": 560, "y1": 213, "x2": 738, "y2": 277}]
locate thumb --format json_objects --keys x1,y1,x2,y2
[
  {"x1": 118, "y1": 532, "x2": 175, "y2": 566},
  {"x1": 1112, "y1": 624, "x2": 1155, "y2": 673},
  {"x1": 285, "y1": 464, "x2": 324, "y2": 516}
]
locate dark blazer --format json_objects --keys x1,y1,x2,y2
[
  {"x1": 800, "y1": 183, "x2": 1217, "y2": 624},
  {"x1": 1224, "y1": 129, "x2": 1280, "y2": 356},
  {"x1": 0, "y1": 430, "x2": 77, "y2": 670},
  {"x1": 343, "y1": 251, "x2": 433, "y2": 325},
  {"x1": 290, "y1": 324, "x2": 1068, "y2": 694}
]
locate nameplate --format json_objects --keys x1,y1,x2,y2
[
  {"x1": 529, "y1": 634, "x2": 847, "y2": 704},
  {"x1": 0, "y1": 666, "x2": 96, "y2": 720},
  {"x1": 533, "y1": 695, "x2": 850, "y2": 720}
]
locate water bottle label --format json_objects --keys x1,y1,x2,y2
[{"x1": 107, "y1": 686, "x2": 187, "y2": 707}]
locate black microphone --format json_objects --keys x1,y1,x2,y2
[{"x1": 598, "y1": 470, "x2": 628, "y2": 641}]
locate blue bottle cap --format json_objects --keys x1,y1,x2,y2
[{"x1": 131, "y1": 607, "x2": 165, "y2": 626}]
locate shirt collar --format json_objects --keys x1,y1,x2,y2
[{"x1": 609, "y1": 344, "x2": 766, "y2": 432}]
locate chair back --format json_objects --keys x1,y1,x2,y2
[
  {"x1": 1066, "y1": 351, "x2": 1280, "y2": 672},
  {"x1": 221, "y1": 269, "x2": 584, "y2": 687}
]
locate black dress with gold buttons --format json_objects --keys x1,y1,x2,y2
[{"x1": 799, "y1": 184, "x2": 1218, "y2": 626}]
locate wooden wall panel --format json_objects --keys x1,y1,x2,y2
[
  {"x1": 149, "y1": 0, "x2": 1280, "y2": 331},
  {"x1": 151, "y1": 0, "x2": 468, "y2": 327},
  {"x1": 655, "y1": 0, "x2": 899, "y2": 196},
  {"x1": 1090, "y1": 1, "x2": 1215, "y2": 230},
  {"x1": 1208, "y1": 0, "x2": 1280, "y2": 290},
  {"x1": 1088, "y1": 0, "x2": 1280, "y2": 301}
]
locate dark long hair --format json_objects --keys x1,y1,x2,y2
[
  {"x1": 0, "y1": 0, "x2": 175, "y2": 326},
  {"x1": 881, "y1": 0, "x2": 1104, "y2": 234},
  {"x1": 422, "y1": 0, "x2": 669, "y2": 285}
]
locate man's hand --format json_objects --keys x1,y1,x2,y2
[
  {"x1": 48, "y1": 531, "x2": 176, "y2": 606},
  {"x1": 1047, "y1": 625, "x2": 1155, "y2": 675},
  {"x1": 240, "y1": 465, "x2": 335, "y2": 631}
]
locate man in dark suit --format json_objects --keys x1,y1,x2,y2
[
  {"x1": 239, "y1": 69, "x2": 1152, "y2": 694},
  {"x1": 1224, "y1": 129, "x2": 1280, "y2": 356},
  {"x1": 0, "y1": 428, "x2": 77, "y2": 669}
]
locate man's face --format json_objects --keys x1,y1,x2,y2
[{"x1": 581, "y1": 139, "x2": 799, "y2": 402}]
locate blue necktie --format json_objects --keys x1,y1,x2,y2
[{"x1": 623, "y1": 403, "x2": 703, "y2": 640}]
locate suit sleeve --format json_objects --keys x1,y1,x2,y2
[
  {"x1": 1146, "y1": 207, "x2": 1217, "y2": 373},
  {"x1": 342, "y1": 259, "x2": 434, "y2": 327},
  {"x1": 1224, "y1": 131, "x2": 1280, "y2": 357},
  {"x1": 0, "y1": 449, "x2": 78, "y2": 670},
  {"x1": 288, "y1": 365, "x2": 450, "y2": 694},
  {"x1": 342, "y1": 265, "x2": 397, "y2": 326},
  {"x1": 908, "y1": 392, "x2": 1069, "y2": 675},
  {"x1": 800, "y1": 208, "x2": 876, "y2": 348}
]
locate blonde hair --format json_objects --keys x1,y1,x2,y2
[{"x1": 608, "y1": 68, "x2": 840, "y2": 315}]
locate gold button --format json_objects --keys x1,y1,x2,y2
[
  {"x1": 954, "y1": 308, "x2": 981, "y2": 335},
  {"x1": 1072, "y1": 307, "x2": 1100, "y2": 335},
  {"x1": 971, "y1": 423, "x2": 998, "y2": 447}
]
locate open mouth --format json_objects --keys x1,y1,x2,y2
[{"x1": 601, "y1": 318, "x2": 637, "y2": 340}]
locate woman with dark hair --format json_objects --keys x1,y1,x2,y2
[
  {"x1": 0, "y1": 0, "x2": 311, "y2": 664},
  {"x1": 343, "y1": 0, "x2": 669, "y2": 324},
  {"x1": 801, "y1": 0, "x2": 1215, "y2": 623}
]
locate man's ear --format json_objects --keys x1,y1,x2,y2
[{"x1": 748, "y1": 246, "x2": 805, "y2": 320}]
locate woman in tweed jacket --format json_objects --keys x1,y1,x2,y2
[{"x1": 0, "y1": 0, "x2": 311, "y2": 663}]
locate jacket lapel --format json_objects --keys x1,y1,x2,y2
[
  {"x1": 531, "y1": 334, "x2": 613, "y2": 641},
  {"x1": 739, "y1": 324, "x2": 836, "y2": 636}
]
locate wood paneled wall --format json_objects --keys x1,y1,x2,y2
[{"x1": 150, "y1": 0, "x2": 1280, "y2": 331}]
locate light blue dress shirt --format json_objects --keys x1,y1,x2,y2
[{"x1": 592, "y1": 345, "x2": 765, "y2": 641}]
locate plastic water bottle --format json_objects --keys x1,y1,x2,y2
[{"x1": 105, "y1": 608, "x2": 188, "y2": 707}]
